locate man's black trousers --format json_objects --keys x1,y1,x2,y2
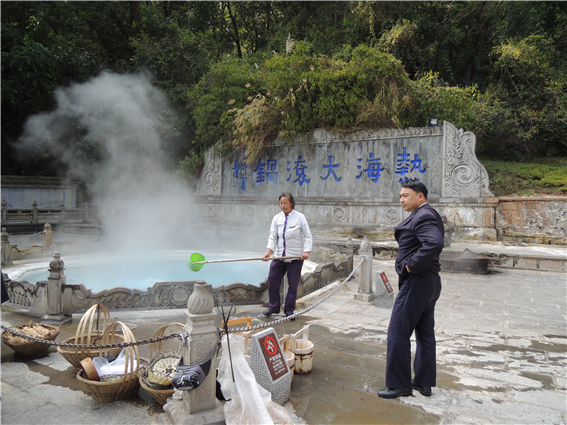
[{"x1": 385, "y1": 269, "x2": 442, "y2": 389}]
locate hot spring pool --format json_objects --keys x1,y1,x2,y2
[{"x1": 11, "y1": 251, "x2": 271, "y2": 292}]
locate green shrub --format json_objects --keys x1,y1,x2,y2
[
  {"x1": 410, "y1": 72, "x2": 479, "y2": 130},
  {"x1": 230, "y1": 44, "x2": 415, "y2": 161},
  {"x1": 477, "y1": 35, "x2": 567, "y2": 158}
]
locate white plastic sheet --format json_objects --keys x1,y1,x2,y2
[
  {"x1": 217, "y1": 334, "x2": 294, "y2": 425},
  {"x1": 92, "y1": 348, "x2": 137, "y2": 377}
]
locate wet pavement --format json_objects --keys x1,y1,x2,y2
[{"x1": 1, "y1": 247, "x2": 566, "y2": 424}]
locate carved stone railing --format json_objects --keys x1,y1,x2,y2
[
  {"x1": 1, "y1": 200, "x2": 95, "y2": 224},
  {"x1": 4, "y1": 279, "x2": 48, "y2": 314},
  {"x1": 3, "y1": 248, "x2": 352, "y2": 315}
]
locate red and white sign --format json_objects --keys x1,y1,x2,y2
[
  {"x1": 379, "y1": 270, "x2": 393, "y2": 294},
  {"x1": 259, "y1": 332, "x2": 289, "y2": 380}
]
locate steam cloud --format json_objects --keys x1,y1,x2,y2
[{"x1": 18, "y1": 71, "x2": 199, "y2": 252}]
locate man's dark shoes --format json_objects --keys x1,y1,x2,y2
[
  {"x1": 378, "y1": 388, "x2": 412, "y2": 398},
  {"x1": 263, "y1": 309, "x2": 278, "y2": 317},
  {"x1": 412, "y1": 383, "x2": 432, "y2": 397}
]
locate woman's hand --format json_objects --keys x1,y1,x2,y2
[
  {"x1": 263, "y1": 249, "x2": 273, "y2": 261},
  {"x1": 301, "y1": 252, "x2": 310, "y2": 260}
]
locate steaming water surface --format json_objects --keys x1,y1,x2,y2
[{"x1": 13, "y1": 251, "x2": 270, "y2": 292}]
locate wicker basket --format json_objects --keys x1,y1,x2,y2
[
  {"x1": 58, "y1": 304, "x2": 124, "y2": 372},
  {"x1": 1, "y1": 324, "x2": 60, "y2": 358},
  {"x1": 139, "y1": 366, "x2": 175, "y2": 405},
  {"x1": 76, "y1": 321, "x2": 148, "y2": 403},
  {"x1": 138, "y1": 322, "x2": 184, "y2": 405}
]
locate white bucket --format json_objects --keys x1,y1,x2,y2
[
  {"x1": 279, "y1": 334, "x2": 295, "y2": 383},
  {"x1": 290, "y1": 325, "x2": 313, "y2": 374}
]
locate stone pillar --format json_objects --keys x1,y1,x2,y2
[
  {"x1": 43, "y1": 223, "x2": 53, "y2": 247},
  {"x1": 354, "y1": 236, "x2": 375, "y2": 303},
  {"x1": 346, "y1": 237, "x2": 354, "y2": 274},
  {"x1": 161, "y1": 281, "x2": 225, "y2": 425},
  {"x1": 32, "y1": 201, "x2": 38, "y2": 223},
  {"x1": 1, "y1": 228, "x2": 12, "y2": 266},
  {"x1": 84, "y1": 202, "x2": 90, "y2": 221},
  {"x1": 1, "y1": 200, "x2": 7, "y2": 222},
  {"x1": 41, "y1": 252, "x2": 71, "y2": 325},
  {"x1": 60, "y1": 203, "x2": 66, "y2": 222}
]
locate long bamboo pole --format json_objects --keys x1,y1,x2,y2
[{"x1": 193, "y1": 256, "x2": 301, "y2": 265}]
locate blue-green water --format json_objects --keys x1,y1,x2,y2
[{"x1": 15, "y1": 251, "x2": 270, "y2": 292}]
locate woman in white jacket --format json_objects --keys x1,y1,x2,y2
[{"x1": 262, "y1": 192, "x2": 312, "y2": 320}]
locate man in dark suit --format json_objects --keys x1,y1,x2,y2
[{"x1": 378, "y1": 179, "x2": 445, "y2": 399}]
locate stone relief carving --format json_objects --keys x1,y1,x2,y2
[
  {"x1": 443, "y1": 121, "x2": 493, "y2": 198},
  {"x1": 385, "y1": 208, "x2": 400, "y2": 223},
  {"x1": 4, "y1": 279, "x2": 47, "y2": 312},
  {"x1": 193, "y1": 340, "x2": 213, "y2": 363},
  {"x1": 196, "y1": 149, "x2": 222, "y2": 196},
  {"x1": 316, "y1": 205, "x2": 330, "y2": 222},
  {"x1": 333, "y1": 207, "x2": 346, "y2": 222},
  {"x1": 216, "y1": 281, "x2": 268, "y2": 304},
  {"x1": 451, "y1": 164, "x2": 476, "y2": 186}
]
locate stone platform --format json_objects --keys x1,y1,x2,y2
[{"x1": 2, "y1": 244, "x2": 565, "y2": 424}]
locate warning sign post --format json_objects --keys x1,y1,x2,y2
[{"x1": 249, "y1": 327, "x2": 291, "y2": 405}]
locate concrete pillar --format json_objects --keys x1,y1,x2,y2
[
  {"x1": 41, "y1": 252, "x2": 71, "y2": 325},
  {"x1": 32, "y1": 201, "x2": 38, "y2": 223},
  {"x1": 43, "y1": 223, "x2": 53, "y2": 248},
  {"x1": 1, "y1": 228, "x2": 12, "y2": 266},
  {"x1": 161, "y1": 281, "x2": 224, "y2": 425},
  {"x1": 354, "y1": 236, "x2": 375, "y2": 303},
  {"x1": 1, "y1": 200, "x2": 7, "y2": 222},
  {"x1": 60, "y1": 203, "x2": 66, "y2": 222}
]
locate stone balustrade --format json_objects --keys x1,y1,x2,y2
[{"x1": 2, "y1": 246, "x2": 353, "y2": 320}]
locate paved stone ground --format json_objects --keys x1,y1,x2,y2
[
  {"x1": 289, "y1": 257, "x2": 567, "y2": 424},
  {"x1": 1, "y1": 253, "x2": 566, "y2": 424}
]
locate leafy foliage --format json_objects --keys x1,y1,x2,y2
[
  {"x1": 475, "y1": 35, "x2": 566, "y2": 157},
  {"x1": 226, "y1": 45, "x2": 415, "y2": 161},
  {"x1": 188, "y1": 56, "x2": 262, "y2": 155},
  {"x1": 1, "y1": 1, "x2": 566, "y2": 181},
  {"x1": 410, "y1": 72, "x2": 479, "y2": 130}
]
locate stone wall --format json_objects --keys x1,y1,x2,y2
[
  {"x1": 194, "y1": 121, "x2": 497, "y2": 241},
  {"x1": 1, "y1": 175, "x2": 79, "y2": 208},
  {"x1": 496, "y1": 197, "x2": 566, "y2": 244}
]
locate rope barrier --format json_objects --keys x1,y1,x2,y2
[
  {"x1": 0, "y1": 327, "x2": 185, "y2": 349},
  {"x1": 221, "y1": 256, "x2": 365, "y2": 334},
  {"x1": 1, "y1": 257, "x2": 365, "y2": 348}
]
